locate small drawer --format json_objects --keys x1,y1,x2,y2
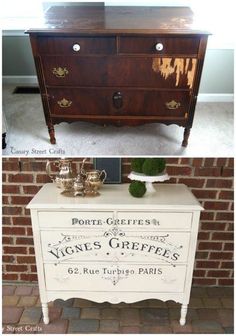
[
  {"x1": 41, "y1": 229, "x2": 190, "y2": 264},
  {"x1": 119, "y1": 36, "x2": 200, "y2": 55},
  {"x1": 44, "y1": 262, "x2": 187, "y2": 293},
  {"x1": 38, "y1": 211, "x2": 114, "y2": 228},
  {"x1": 36, "y1": 36, "x2": 116, "y2": 55},
  {"x1": 117, "y1": 212, "x2": 192, "y2": 230}
]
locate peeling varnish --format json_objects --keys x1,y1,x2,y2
[{"x1": 152, "y1": 58, "x2": 197, "y2": 89}]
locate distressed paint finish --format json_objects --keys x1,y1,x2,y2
[{"x1": 152, "y1": 58, "x2": 197, "y2": 89}]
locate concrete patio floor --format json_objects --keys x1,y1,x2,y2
[{"x1": 2, "y1": 284, "x2": 234, "y2": 334}]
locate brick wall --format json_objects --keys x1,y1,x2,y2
[{"x1": 2, "y1": 157, "x2": 234, "y2": 286}]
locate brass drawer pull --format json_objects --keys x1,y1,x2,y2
[
  {"x1": 165, "y1": 100, "x2": 181, "y2": 109},
  {"x1": 72, "y1": 43, "x2": 81, "y2": 52},
  {"x1": 57, "y1": 98, "x2": 72, "y2": 108},
  {"x1": 155, "y1": 42, "x2": 164, "y2": 51},
  {"x1": 52, "y1": 67, "x2": 69, "y2": 78}
]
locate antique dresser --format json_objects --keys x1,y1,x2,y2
[
  {"x1": 27, "y1": 183, "x2": 203, "y2": 325},
  {"x1": 26, "y1": 5, "x2": 209, "y2": 146}
]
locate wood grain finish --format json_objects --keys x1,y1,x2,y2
[{"x1": 27, "y1": 5, "x2": 209, "y2": 146}]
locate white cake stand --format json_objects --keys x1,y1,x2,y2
[{"x1": 128, "y1": 171, "x2": 170, "y2": 194}]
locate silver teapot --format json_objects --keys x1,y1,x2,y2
[{"x1": 46, "y1": 158, "x2": 76, "y2": 191}]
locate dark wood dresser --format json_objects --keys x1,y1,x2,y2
[{"x1": 26, "y1": 5, "x2": 209, "y2": 146}]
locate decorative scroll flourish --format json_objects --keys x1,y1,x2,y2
[
  {"x1": 48, "y1": 233, "x2": 88, "y2": 248},
  {"x1": 104, "y1": 227, "x2": 126, "y2": 238},
  {"x1": 152, "y1": 57, "x2": 197, "y2": 89},
  {"x1": 57, "y1": 98, "x2": 72, "y2": 108},
  {"x1": 52, "y1": 67, "x2": 69, "y2": 78}
]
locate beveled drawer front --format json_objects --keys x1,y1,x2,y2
[
  {"x1": 48, "y1": 88, "x2": 190, "y2": 119},
  {"x1": 42, "y1": 56, "x2": 197, "y2": 89},
  {"x1": 41, "y1": 229, "x2": 190, "y2": 264},
  {"x1": 44, "y1": 262, "x2": 187, "y2": 293},
  {"x1": 117, "y1": 212, "x2": 192, "y2": 230},
  {"x1": 119, "y1": 37, "x2": 200, "y2": 55},
  {"x1": 38, "y1": 211, "x2": 114, "y2": 228},
  {"x1": 36, "y1": 36, "x2": 116, "y2": 55}
]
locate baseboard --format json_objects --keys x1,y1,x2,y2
[
  {"x1": 2, "y1": 76, "x2": 38, "y2": 84},
  {"x1": 2, "y1": 77, "x2": 234, "y2": 103},
  {"x1": 198, "y1": 94, "x2": 234, "y2": 102}
]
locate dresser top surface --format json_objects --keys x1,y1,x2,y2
[
  {"x1": 27, "y1": 183, "x2": 203, "y2": 210},
  {"x1": 26, "y1": 5, "x2": 209, "y2": 35}
]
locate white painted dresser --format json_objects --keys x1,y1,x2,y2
[{"x1": 27, "y1": 183, "x2": 203, "y2": 325}]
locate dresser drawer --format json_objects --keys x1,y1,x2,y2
[
  {"x1": 41, "y1": 229, "x2": 190, "y2": 264},
  {"x1": 36, "y1": 36, "x2": 116, "y2": 55},
  {"x1": 48, "y1": 88, "x2": 190, "y2": 119},
  {"x1": 117, "y1": 212, "x2": 192, "y2": 230},
  {"x1": 119, "y1": 36, "x2": 200, "y2": 55},
  {"x1": 38, "y1": 211, "x2": 114, "y2": 228},
  {"x1": 42, "y1": 56, "x2": 197, "y2": 89},
  {"x1": 44, "y1": 262, "x2": 187, "y2": 293}
]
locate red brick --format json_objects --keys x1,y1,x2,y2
[
  {"x1": 192, "y1": 158, "x2": 203, "y2": 167},
  {"x1": 193, "y1": 278, "x2": 216, "y2": 286},
  {"x1": 166, "y1": 158, "x2": 179, "y2": 164},
  {"x1": 195, "y1": 167, "x2": 221, "y2": 177},
  {"x1": 26, "y1": 227, "x2": 33, "y2": 236},
  {"x1": 2, "y1": 161, "x2": 19, "y2": 171},
  {"x1": 29, "y1": 247, "x2": 35, "y2": 254},
  {"x1": 11, "y1": 196, "x2": 32, "y2": 205},
  {"x1": 178, "y1": 178, "x2": 205, "y2": 188},
  {"x1": 21, "y1": 161, "x2": 46, "y2": 171},
  {"x1": 3, "y1": 255, "x2": 15, "y2": 263},
  {"x1": 20, "y1": 273, "x2": 38, "y2": 282},
  {"x1": 218, "y1": 279, "x2": 234, "y2": 286},
  {"x1": 201, "y1": 222, "x2": 227, "y2": 231},
  {"x1": 210, "y1": 252, "x2": 233, "y2": 260},
  {"x1": 2, "y1": 206, "x2": 23, "y2": 215},
  {"x1": 216, "y1": 158, "x2": 227, "y2": 166},
  {"x1": 224, "y1": 243, "x2": 234, "y2": 251},
  {"x1": 198, "y1": 242, "x2": 222, "y2": 251},
  {"x1": 216, "y1": 212, "x2": 233, "y2": 221},
  {"x1": 192, "y1": 189, "x2": 217, "y2": 199},
  {"x1": 227, "y1": 158, "x2": 234, "y2": 168},
  {"x1": 4, "y1": 246, "x2": 27, "y2": 254},
  {"x1": 222, "y1": 168, "x2": 233, "y2": 177},
  {"x1": 208, "y1": 270, "x2": 230, "y2": 277},
  {"x1": 200, "y1": 212, "x2": 214, "y2": 220},
  {"x1": 2, "y1": 185, "x2": 20, "y2": 194},
  {"x1": 17, "y1": 256, "x2": 36, "y2": 264},
  {"x1": 204, "y1": 158, "x2": 215, "y2": 166},
  {"x1": 179, "y1": 158, "x2": 190, "y2": 164},
  {"x1": 195, "y1": 252, "x2": 209, "y2": 259},
  {"x1": 2, "y1": 226, "x2": 25, "y2": 235},
  {"x1": 2, "y1": 196, "x2": 9, "y2": 204},
  {"x1": 204, "y1": 201, "x2": 229, "y2": 210},
  {"x1": 167, "y1": 166, "x2": 192, "y2": 176},
  {"x1": 23, "y1": 185, "x2": 41, "y2": 194},
  {"x1": 212, "y1": 232, "x2": 233, "y2": 241},
  {"x1": 221, "y1": 261, "x2": 233, "y2": 269},
  {"x1": 2, "y1": 173, "x2": 6, "y2": 182},
  {"x1": 12, "y1": 217, "x2": 31, "y2": 226},
  {"x1": 196, "y1": 261, "x2": 220, "y2": 269},
  {"x1": 6, "y1": 265, "x2": 28, "y2": 272},
  {"x1": 219, "y1": 190, "x2": 234, "y2": 199},
  {"x1": 197, "y1": 232, "x2": 210, "y2": 240},
  {"x1": 2, "y1": 216, "x2": 11, "y2": 225},
  {"x1": 8, "y1": 174, "x2": 33, "y2": 183},
  {"x1": 193, "y1": 270, "x2": 206, "y2": 277},
  {"x1": 3, "y1": 273, "x2": 19, "y2": 281},
  {"x1": 16, "y1": 237, "x2": 34, "y2": 245},
  {"x1": 36, "y1": 174, "x2": 51, "y2": 183},
  {"x1": 31, "y1": 265, "x2": 37, "y2": 272},
  {"x1": 206, "y1": 179, "x2": 232, "y2": 188},
  {"x1": 2, "y1": 236, "x2": 14, "y2": 244}
]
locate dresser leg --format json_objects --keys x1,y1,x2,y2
[
  {"x1": 48, "y1": 123, "x2": 56, "y2": 144},
  {"x1": 182, "y1": 127, "x2": 191, "y2": 147},
  {"x1": 179, "y1": 304, "x2": 188, "y2": 326},
  {"x1": 42, "y1": 303, "x2": 49, "y2": 324}
]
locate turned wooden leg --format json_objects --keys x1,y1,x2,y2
[
  {"x1": 42, "y1": 303, "x2": 49, "y2": 324},
  {"x1": 179, "y1": 304, "x2": 188, "y2": 326},
  {"x1": 182, "y1": 127, "x2": 191, "y2": 147},
  {"x1": 2, "y1": 132, "x2": 7, "y2": 149},
  {"x1": 48, "y1": 123, "x2": 56, "y2": 144}
]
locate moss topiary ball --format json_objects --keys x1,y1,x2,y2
[
  {"x1": 129, "y1": 181, "x2": 146, "y2": 198},
  {"x1": 131, "y1": 158, "x2": 146, "y2": 173},
  {"x1": 142, "y1": 158, "x2": 166, "y2": 176}
]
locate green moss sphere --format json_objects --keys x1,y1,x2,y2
[
  {"x1": 131, "y1": 158, "x2": 146, "y2": 173},
  {"x1": 129, "y1": 181, "x2": 146, "y2": 198},
  {"x1": 142, "y1": 158, "x2": 166, "y2": 176}
]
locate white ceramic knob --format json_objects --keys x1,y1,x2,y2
[
  {"x1": 72, "y1": 43, "x2": 81, "y2": 52},
  {"x1": 155, "y1": 43, "x2": 164, "y2": 51}
]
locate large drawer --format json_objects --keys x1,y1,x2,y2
[
  {"x1": 41, "y1": 229, "x2": 191, "y2": 264},
  {"x1": 36, "y1": 36, "x2": 116, "y2": 55},
  {"x1": 48, "y1": 88, "x2": 191, "y2": 119},
  {"x1": 42, "y1": 56, "x2": 197, "y2": 89},
  {"x1": 44, "y1": 262, "x2": 187, "y2": 293},
  {"x1": 119, "y1": 36, "x2": 200, "y2": 55}
]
